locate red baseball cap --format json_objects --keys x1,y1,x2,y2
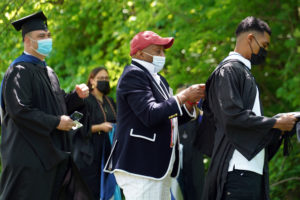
[{"x1": 130, "y1": 31, "x2": 174, "y2": 56}]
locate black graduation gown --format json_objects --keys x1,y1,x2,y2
[
  {"x1": 197, "y1": 60, "x2": 282, "y2": 200},
  {"x1": 0, "y1": 61, "x2": 90, "y2": 200},
  {"x1": 71, "y1": 94, "x2": 116, "y2": 200}
]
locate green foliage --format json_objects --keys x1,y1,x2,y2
[
  {"x1": 0, "y1": 0, "x2": 299, "y2": 198},
  {"x1": 269, "y1": 137, "x2": 300, "y2": 200}
]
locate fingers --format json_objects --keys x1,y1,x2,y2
[
  {"x1": 76, "y1": 84, "x2": 89, "y2": 99},
  {"x1": 63, "y1": 118, "x2": 75, "y2": 131},
  {"x1": 57, "y1": 115, "x2": 75, "y2": 131},
  {"x1": 106, "y1": 123, "x2": 113, "y2": 128},
  {"x1": 104, "y1": 122, "x2": 113, "y2": 131},
  {"x1": 186, "y1": 84, "x2": 206, "y2": 102},
  {"x1": 285, "y1": 115, "x2": 297, "y2": 131},
  {"x1": 199, "y1": 83, "x2": 206, "y2": 89},
  {"x1": 276, "y1": 114, "x2": 297, "y2": 131},
  {"x1": 99, "y1": 122, "x2": 113, "y2": 133}
]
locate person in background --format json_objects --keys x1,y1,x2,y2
[
  {"x1": 0, "y1": 11, "x2": 92, "y2": 199},
  {"x1": 177, "y1": 85, "x2": 205, "y2": 200},
  {"x1": 72, "y1": 67, "x2": 117, "y2": 200}
]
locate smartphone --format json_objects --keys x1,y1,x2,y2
[
  {"x1": 70, "y1": 111, "x2": 83, "y2": 121},
  {"x1": 70, "y1": 111, "x2": 83, "y2": 130}
]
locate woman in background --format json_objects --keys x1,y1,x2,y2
[{"x1": 72, "y1": 67, "x2": 117, "y2": 200}]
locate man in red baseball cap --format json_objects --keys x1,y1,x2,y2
[{"x1": 104, "y1": 31, "x2": 205, "y2": 199}]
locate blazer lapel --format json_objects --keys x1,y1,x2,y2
[{"x1": 131, "y1": 61, "x2": 170, "y2": 100}]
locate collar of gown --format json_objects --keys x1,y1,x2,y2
[{"x1": 225, "y1": 51, "x2": 251, "y2": 70}]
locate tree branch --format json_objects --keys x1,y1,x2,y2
[
  {"x1": 270, "y1": 177, "x2": 300, "y2": 187},
  {"x1": 41, "y1": 0, "x2": 64, "y2": 5},
  {"x1": 0, "y1": 0, "x2": 27, "y2": 38}
]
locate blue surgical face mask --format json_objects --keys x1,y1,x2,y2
[
  {"x1": 143, "y1": 51, "x2": 166, "y2": 73},
  {"x1": 30, "y1": 37, "x2": 53, "y2": 57}
]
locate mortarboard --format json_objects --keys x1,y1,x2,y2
[{"x1": 11, "y1": 11, "x2": 48, "y2": 38}]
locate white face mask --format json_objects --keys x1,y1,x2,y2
[{"x1": 143, "y1": 51, "x2": 166, "y2": 73}]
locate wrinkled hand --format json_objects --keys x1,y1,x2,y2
[
  {"x1": 56, "y1": 115, "x2": 75, "y2": 131},
  {"x1": 176, "y1": 83, "x2": 205, "y2": 104},
  {"x1": 99, "y1": 122, "x2": 113, "y2": 133},
  {"x1": 274, "y1": 114, "x2": 297, "y2": 132},
  {"x1": 75, "y1": 84, "x2": 89, "y2": 99}
]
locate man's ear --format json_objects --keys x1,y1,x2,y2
[
  {"x1": 136, "y1": 50, "x2": 142, "y2": 56},
  {"x1": 23, "y1": 35, "x2": 31, "y2": 46},
  {"x1": 247, "y1": 33, "x2": 254, "y2": 44},
  {"x1": 134, "y1": 50, "x2": 143, "y2": 59}
]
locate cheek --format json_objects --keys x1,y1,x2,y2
[
  {"x1": 142, "y1": 54, "x2": 153, "y2": 62},
  {"x1": 90, "y1": 80, "x2": 96, "y2": 86},
  {"x1": 31, "y1": 41, "x2": 38, "y2": 49},
  {"x1": 150, "y1": 56, "x2": 154, "y2": 62},
  {"x1": 250, "y1": 41, "x2": 260, "y2": 54}
]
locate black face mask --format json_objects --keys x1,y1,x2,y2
[
  {"x1": 249, "y1": 37, "x2": 268, "y2": 65},
  {"x1": 96, "y1": 81, "x2": 110, "y2": 95}
]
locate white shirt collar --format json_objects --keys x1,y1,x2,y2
[
  {"x1": 224, "y1": 51, "x2": 251, "y2": 70},
  {"x1": 24, "y1": 51, "x2": 31, "y2": 55},
  {"x1": 132, "y1": 58, "x2": 156, "y2": 75},
  {"x1": 131, "y1": 58, "x2": 160, "y2": 84}
]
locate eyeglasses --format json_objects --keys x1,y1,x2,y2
[{"x1": 96, "y1": 76, "x2": 110, "y2": 81}]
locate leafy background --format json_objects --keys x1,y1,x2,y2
[{"x1": 0, "y1": 0, "x2": 299, "y2": 199}]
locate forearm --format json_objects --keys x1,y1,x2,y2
[{"x1": 91, "y1": 124, "x2": 102, "y2": 133}]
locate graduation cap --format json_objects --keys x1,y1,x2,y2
[{"x1": 11, "y1": 11, "x2": 48, "y2": 38}]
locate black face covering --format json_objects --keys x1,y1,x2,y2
[
  {"x1": 96, "y1": 81, "x2": 110, "y2": 95},
  {"x1": 249, "y1": 37, "x2": 268, "y2": 65}
]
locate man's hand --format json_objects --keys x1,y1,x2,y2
[
  {"x1": 176, "y1": 83, "x2": 205, "y2": 105},
  {"x1": 56, "y1": 115, "x2": 75, "y2": 131},
  {"x1": 75, "y1": 84, "x2": 89, "y2": 99},
  {"x1": 273, "y1": 114, "x2": 297, "y2": 131}
]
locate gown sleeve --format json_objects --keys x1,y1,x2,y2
[{"x1": 64, "y1": 90, "x2": 84, "y2": 113}]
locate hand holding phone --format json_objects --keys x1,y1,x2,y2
[{"x1": 70, "y1": 111, "x2": 83, "y2": 130}]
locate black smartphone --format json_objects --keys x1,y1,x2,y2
[{"x1": 70, "y1": 111, "x2": 83, "y2": 121}]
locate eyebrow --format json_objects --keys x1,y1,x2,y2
[
  {"x1": 38, "y1": 31, "x2": 51, "y2": 37},
  {"x1": 38, "y1": 33, "x2": 46, "y2": 37}
]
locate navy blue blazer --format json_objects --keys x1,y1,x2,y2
[{"x1": 104, "y1": 60, "x2": 193, "y2": 179}]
